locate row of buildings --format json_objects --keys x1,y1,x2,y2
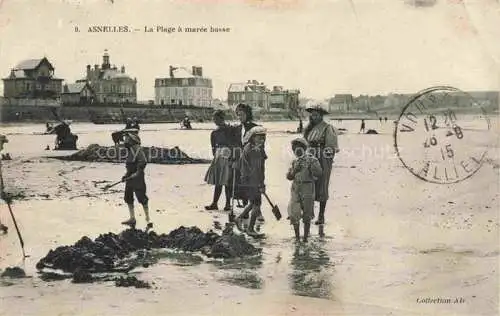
[
  {"x1": 2, "y1": 51, "x2": 300, "y2": 112},
  {"x1": 327, "y1": 91, "x2": 500, "y2": 113}
]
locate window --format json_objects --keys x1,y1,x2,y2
[{"x1": 182, "y1": 79, "x2": 188, "y2": 86}]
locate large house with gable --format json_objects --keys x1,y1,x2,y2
[{"x1": 2, "y1": 57, "x2": 64, "y2": 99}]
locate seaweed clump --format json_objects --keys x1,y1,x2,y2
[
  {"x1": 36, "y1": 226, "x2": 261, "y2": 276},
  {"x1": 53, "y1": 144, "x2": 210, "y2": 164}
]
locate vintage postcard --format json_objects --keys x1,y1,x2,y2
[{"x1": 0, "y1": 0, "x2": 498, "y2": 315}]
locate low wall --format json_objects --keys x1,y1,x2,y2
[{"x1": 0, "y1": 103, "x2": 298, "y2": 123}]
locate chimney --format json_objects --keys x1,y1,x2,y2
[
  {"x1": 197, "y1": 67, "x2": 202, "y2": 77},
  {"x1": 121, "y1": 65, "x2": 125, "y2": 73},
  {"x1": 247, "y1": 80, "x2": 251, "y2": 84},
  {"x1": 192, "y1": 66, "x2": 197, "y2": 76},
  {"x1": 169, "y1": 66, "x2": 175, "y2": 78}
]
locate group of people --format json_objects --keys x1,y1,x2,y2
[
  {"x1": 1, "y1": 105, "x2": 339, "y2": 243},
  {"x1": 203, "y1": 103, "x2": 339, "y2": 241}
]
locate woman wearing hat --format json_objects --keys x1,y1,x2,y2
[
  {"x1": 0, "y1": 135, "x2": 9, "y2": 234},
  {"x1": 303, "y1": 105, "x2": 339, "y2": 225},
  {"x1": 204, "y1": 110, "x2": 235, "y2": 211}
]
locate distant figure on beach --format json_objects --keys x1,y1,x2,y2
[
  {"x1": 124, "y1": 117, "x2": 140, "y2": 130},
  {"x1": 379, "y1": 117, "x2": 382, "y2": 123},
  {"x1": 359, "y1": 119, "x2": 366, "y2": 133},
  {"x1": 54, "y1": 120, "x2": 78, "y2": 150},
  {"x1": 0, "y1": 134, "x2": 9, "y2": 234},
  {"x1": 46, "y1": 122, "x2": 53, "y2": 133},
  {"x1": 204, "y1": 110, "x2": 234, "y2": 211},
  {"x1": 125, "y1": 117, "x2": 134, "y2": 129},
  {"x1": 234, "y1": 126, "x2": 267, "y2": 238},
  {"x1": 384, "y1": 117, "x2": 388, "y2": 123},
  {"x1": 182, "y1": 116, "x2": 192, "y2": 129},
  {"x1": 120, "y1": 132, "x2": 152, "y2": 229},
  {"x1": 231, "y1": 103, "x2": 259, "y2": 209},
  {"x1": 287, "y1": 137, "x2": 322, "y2": 242},
  {"x1": 131, "y1": 117, "x2": 140, "y2": 130},
  {"x1": 303, "y1": 105, "x2": 339, "y2": 225}
]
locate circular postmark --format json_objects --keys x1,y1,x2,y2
[{"x1": 394, "y1": 86, "x2": 491, "y2": 184}]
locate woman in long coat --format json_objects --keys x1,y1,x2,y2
[
  {"x1": 230, "y1": 103, "x2": 258, "y2": 207},
  {"x1": 204, "y1": 110, "x2": 235, "y2": 211},
  {"x1": 303, "y1": 105, "x2": 339, "y2": 225}
]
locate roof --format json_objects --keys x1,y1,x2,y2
[
  {"x1": 171, "y1": 67, "x2": 195, "y2": 78},
  {"x1": 102, "y1": 69, "x2": 133, "y2": 80},
  {"x1": 228, "y1": 83, "x2": 246, "y2": 92},
  {"x1": 228, "y1": 82, "x2": 269, "y2": 93},
  {"x1": 11, "y1": 70, "x2": 26, "y2": 78},
  {"x1": 4, "y1": 69, "x2": 63, "y2": 80},
  {"x1": 63, "y1": 82, "x2": 89, "y2": 94},
  {"x1": 330, "y1": 94, "x2": 354, "y2": 103},
  {"x1": 14, "y1": 58, "x2": 53, "y2": 71}
]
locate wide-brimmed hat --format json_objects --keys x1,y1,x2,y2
[
  {"x1": 243, "y1": 126, "x2": 266, "y2": 144},
  {"x1": 305, "y1": 105, "x2": 329, "y2": 115},
  {"x1": 291, "y1": 137, "x2": 308, "y2": 147}
]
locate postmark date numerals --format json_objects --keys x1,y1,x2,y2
[
  {"x1": 423, "y1": 136, "x2": 438, "y2": 148},
  {"x1": 440, "y1": 144, "x2": 454, "y2": 160},
  {"x1": 424, "y1": 115, "x2": 438, "y2": 132}
]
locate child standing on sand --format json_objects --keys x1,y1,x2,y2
[
  {"x1": 235, "y1": 126, "x2": 267, "y2": 237},
  {"x1": 121, "y1": 132, "x2": 152, "y2": 229},
  {"x1": 287, "y1": 138, "x2": 323, "y2": 242}
]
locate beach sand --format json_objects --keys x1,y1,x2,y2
[{"x1": 0, "y1": 118, "x2": 498, "y2": 316}]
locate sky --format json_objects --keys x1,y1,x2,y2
[{"x1": 0, "y1": 0, "x2": 499, "y2": 101}]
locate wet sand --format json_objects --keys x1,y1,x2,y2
[{"x1": 0, "y1": 119, "x2": 498, "y2": 315}]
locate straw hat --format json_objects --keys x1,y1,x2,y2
[
  {"x1": 305, "y1": 104, "x2": 329, "y2": 115},
  {"x1": 291, "y1": 137, "x2": 308, "y2": 148}
]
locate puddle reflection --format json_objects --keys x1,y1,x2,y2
[{"x1": 289, "y1": 242, "x2": 334, "y2": 299}]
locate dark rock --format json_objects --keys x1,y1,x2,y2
[
  {"x1": 72, "y1": 269, "x2": 94, "y2": 283},
  {"x1": 365, "y1": 129, "x2": 378, "y2": 134},
  {"x1": 1, "y1": 267, "x2": 26, "y2": 278},
  {"x1": 114, "y1": 276, "x2": 151, "y2": 289}
]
